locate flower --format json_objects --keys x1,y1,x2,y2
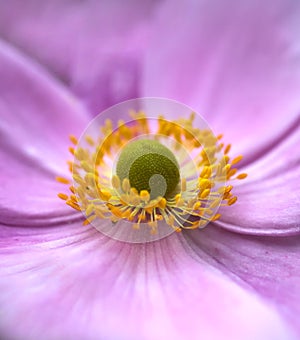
[{"x1": 0, "y1": 1, "x2": 300, "y2": 340}]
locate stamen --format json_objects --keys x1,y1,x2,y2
[
  {"x1": 57, "y1": 109, "x2": 247, "y2": 236},
  {"x1": 56, "y1": 176, "x2": 71, "y2": 184}
]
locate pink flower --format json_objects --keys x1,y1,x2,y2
[{"x1": 0, "y1": 1, "x2": 299, "y2": 339}]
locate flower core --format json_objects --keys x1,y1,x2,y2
[
  {"x1": 116, "y1": 139, "x2": 180, "y2": 199},
  {"x1": 56, "y1": 101, "x2": 247, "y2": 241}
]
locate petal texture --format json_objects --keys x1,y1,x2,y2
[
  {"x1": 0, "y1": 39, "x2": 89, "y2": 173},
  {"x1": 142, "y1": 0, "x2": 300, "y2": 162},
  {"x1": 0, "y1": 224, "x2": 295, "y2": 340},
  {"x1": 0, "y1": 40, "x2": 88, "y2": 223},
  {"x1": 0, "y1": 0, "x2": 160, "y2": 114},
  {"x1": 218, "y1": 118, "x2": 300, "y2": 235},
  {"x1": 186, "y1": 226, "x2": 300, "y2": 336}
]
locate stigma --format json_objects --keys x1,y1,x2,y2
[{"x1": 56, "y1": 110, "x2": 247, "y2": 235}]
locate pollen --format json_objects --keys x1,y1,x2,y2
[{"x1": 56, "y1": 109, "x2": 247, "y2": 236}]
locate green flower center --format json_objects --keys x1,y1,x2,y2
[{"x1": 116, "y1": 139, "x2": 180, "y2": 199}]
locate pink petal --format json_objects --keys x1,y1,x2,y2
[
  {"x1": 0, "y1": 0, "x2": 159, "y2": 113},
  {"x1": 219, "y1": 119, "x2": 300, "y2": 235},
  {"x1": 142, "y1": 0, "x2": 300, "y2": 162},
  {"x1": 186, "y1": 226, "x2": 300, "y2": 336},
  {"x1": 0, "y1": 40, "x2": 89, "y2": 223},
  {"x1": 0, "y1": 145, "x2": 81, "y2": 226},
  {"x1": 0, "y1": 39, "x2": 89, "y2": 174},
  {"x1": 0, "y1": 223, "x2": 295, "y2": 339}
]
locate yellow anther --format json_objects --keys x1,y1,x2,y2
[
  {"x1": 75, "y1": 148, "x2": 89, "y2": 161},
  {"x1": 73, "y1": 175, "x2": 85, "y2": 186},
  {"x1": 210, "y1": 199, "x2": 221, "y2": 209},
  {"x1": 107, "y1": 204, "x2": 123, "y2": 218},
  {"x1": 224, "y1": 144, "x2": 231, "y2": 154},
  {"x1": 236, "y1": 173, "x2": 248, "y2": 180},
  {"x1": 69, "y1": 135, "x2": 78, "y2": 145},
  {"x1": 57, "y1": 193, "x2": 68, "y2": 200},
  {"x1": 200, "y1": 166, "x2": 208, "y2": 178},
  {"x1": 227, "y1": 168, "x2": 237, "y2": 178},
  {"x1": 81, "y1": 161, "x2": 93, "y2": 173},
  {"x1": 199, "y1": 178, "x2": 211, "y2": 190},
  {"x1": 66, "y1": 200, "x2": 81, "y2": 211},
  {"x1": 145, "y1": 206, "x2": 154, "y2": 214},
  {"x1": 85, "y1": 204, "x2": 94, "y2": 216},
  {"x1": 224, "y1": 155, "x2": 230, "y2": 163},
  {"x1": 181, "y1": 178, "x2": 187, "y2": 192},
  {"x1": 68, "y1": 147, "x2": 75, "y2": 155},
  {"x1": 85, "y1": 173, "x2": 96, "y2": 188},
  {"x1": 191, "y1": 221, "x2": 200, "y2": 229},
  {"x1": 193, "y1": 201, "x2": 201, "y2": 210},
  {"x1": 211, "y1": 213, "x2": 221, "y2": 221},
  {"x1": 158, "y1": 197, "x2": 167, "y2": 209},
  {"x1": 70, "y1": 194, "x2": 78, "y2": 202},
  {"x1": 222, "y1": 164, "x2": 231, "y2": 175},
  {"x1": 225, "y1": 185, "x2": 233, "y2": 193},
  {"x1": 112, "y1": 175, "x2": 121, "y2": 189},
  {"x1": 83, "y1": 214, "x2": 96, "y2": 226},
  {"x1": 231, "y1": 155, "x2": 243, "y2": 165},
  {"x1": 175, "y1": 193, "x2": 182, "y2": 205},
  {"x1": 85, "y1": 135, "x2": 95, "y2": 146},
  {"x1": 56, "y1": 176, "x2": 70, "y2": 185},
  {"x1": 140, "y1": 190, "x2": 150, "y2": 202},
  {"x1": 130, "y1": 187, "x2": 138, "y2": 195},
  {"x1": 122, "y1": 178, "x2": 131, "y2": 193},
  {"x1": 200, "y1": 188, "x2": 210, "y2": 199},
  {"x1": 69, "y1": 186, "x2": 75, "y2": 194},
  {"x1": 228, "y1": 196, "x2": 237, "y2": 206},
  {"x1": 99, "y1": 189, "x2": 112, "y2": 201},
  {"x1": 204, "y1": 166, "x2": 212, "y2": 179}
]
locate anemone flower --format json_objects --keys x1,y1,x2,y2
[{"x1": 0, "y1": 1, "x2": 300, "y2": 340}]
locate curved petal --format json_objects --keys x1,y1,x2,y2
[
  {"x1": 142, "y1": 0, "x2": 300, "y2": 163},
  {"x1": 0, "y1": 39, "x2": 89, "y2": 174},
  {"x1": 218, "y1": 119, "x2": 300, "y2": 235},
  {"x1": 0, "y1": 0, "x2": 160, "y2": 114},
  {"x1": 0, "y1": 145, "x2": 82, "y2": 226},
  {"x1": 0, "y1": 39, "x2": 89, "y2": 223},
  {"x1": 0, "y1": 223, "x2": 295, "y2": 339},
  {"x1": 185, "y1": 226, "x2": 300, "y2": 337}
]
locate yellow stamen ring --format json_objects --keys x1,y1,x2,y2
[{"x1": 56, "y1": 108, "x2": 247, "y2": 240}]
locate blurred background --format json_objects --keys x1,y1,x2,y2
[{"x1": 1, "y1": 0, "x2": 299, "y2": 164}]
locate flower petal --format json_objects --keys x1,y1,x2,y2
[
  {"x1": 0, "y1": 0, "x2": 159, "y2": 113},
  {"x1": 0, "y1": 39, "x2": 89, "y2": 223},
  {"x1": 0, "y1": 145, "x2": 81, "y2": 226},
  {"x1": 0, "y1": 39, "x2": 89, "y2": 174},
  {"x1": 185, "y1": 226, "x2": 300, "y2": 337},
  {"x1": 142, "y1": 0, "x2": 300, "y2": 162},
  {"x1": 218, "y1": 119, "x2": 300, "y2": 235},
  {"x1": 0, "y1": 224, "x2": 295, "y2": 339}
]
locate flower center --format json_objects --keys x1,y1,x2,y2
[
  {"x1": 56, "y1": 106, "x2": 248, "y2": 241},
  {"x1": 116, "y1": 139, "x2": 180, "y2": 199}
]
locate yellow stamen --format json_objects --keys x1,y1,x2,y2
[
  {"x1": 57, "y1": 193, "x2": 68, "y2": 200},
  {"x1": 56, "y1": 176, "x2": 70, "y2": 184},
  {"x1": 69, "y1": 135, "x2": 78, "y2": 145},
  {"x1": 236, "y1": 173, "x2": 248, "y2": 180},
  {"x1": 57, "y1": 111, "x2": 247, "y2": 235}
]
